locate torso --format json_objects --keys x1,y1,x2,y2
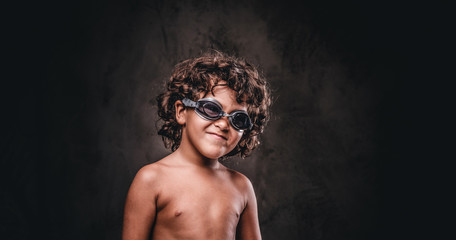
[{"x1": 149, "y1": 160, "x2": 247, "y2": 240}]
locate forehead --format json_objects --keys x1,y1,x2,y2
[{"x1": 200, "y1": 85, "x2": 247, "y2": 111}]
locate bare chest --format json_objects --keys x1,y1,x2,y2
[{"x1": 154, "y1": 176, "x2": 244, "y2": 237}]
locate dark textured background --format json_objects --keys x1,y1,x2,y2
[{"x1": 1, "y1": 0, "x2": 453, "y2": 239}]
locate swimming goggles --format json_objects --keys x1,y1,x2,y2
[{"x1": 182, "y1": 98, "x2": 253, "y2": 131}]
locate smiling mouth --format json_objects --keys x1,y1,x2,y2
[{"x1": 208, "y1": 132, "x2": 227, "y2": 140}]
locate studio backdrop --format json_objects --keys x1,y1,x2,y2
[{"x1": 2, "y1": 0, "x2": 426, "y2": 239}]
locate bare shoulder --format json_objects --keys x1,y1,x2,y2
[
  {"x1": 134, "y1": 162, "x2": 164, "y2": 183},
  {"x1": 225, "y1": 168, "x2": 256, "y2": 195},
  {"x1": 128, "y1": 161, "x2": 170, "y2": 197}
]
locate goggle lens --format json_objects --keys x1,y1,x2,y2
[
  {"x1": 200, "y1": 102, "x2": 221, "y2": 119},
  {"x1": 231, "y1": 113, "x2": 250, "y2": 129}
]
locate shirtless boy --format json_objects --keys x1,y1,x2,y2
[{"x1": 122, "y1": 51, "x2": 271, "y2": 240}]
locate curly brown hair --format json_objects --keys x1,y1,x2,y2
[{"x1": 156, "y1": 51, "x2": 271, "y2": 159}]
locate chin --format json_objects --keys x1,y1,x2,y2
[
  {"x1": 201, "y1": 150, "x2": 225, "y2": 160},
  {"x1": 200, "y1": 146, "x2": 229, "y2": 160}
]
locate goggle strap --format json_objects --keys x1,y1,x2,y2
[{"x1": 182, "y1": 98, "x2": 197, "y2": 108}]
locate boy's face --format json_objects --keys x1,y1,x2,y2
[{"x1": 181, "y1": 85, "x2": 246, "y2": 160}]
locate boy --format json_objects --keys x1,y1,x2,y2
[{"x1": 122, "y1": 51, "x2": 271, "y2": 240}]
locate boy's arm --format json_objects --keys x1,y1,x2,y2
[
  {"x1": 236, "y1": 178, "x2": 262, "y2": 240},
  {"x1": 122, "y1": 166, "x2": 158, "y2": 240}
]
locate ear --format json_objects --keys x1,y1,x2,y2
[{"x1": 175, "y1": 100, "x2": 187, "y2": 125}]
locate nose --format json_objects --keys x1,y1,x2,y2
[{"x1": 213, "y1": 116, "x2": 230, "y2": 131}]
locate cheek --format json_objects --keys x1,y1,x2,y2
[
  {"x1": 229, "y1": 132, "x2": 243, "y2": 145},
  {"x1": 188, "y1": 112, "x2": 211, "y2": 128}
]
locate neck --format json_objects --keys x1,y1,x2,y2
[{"x1": 172, "y1": 144, "x2": 221, "y2": 169}]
